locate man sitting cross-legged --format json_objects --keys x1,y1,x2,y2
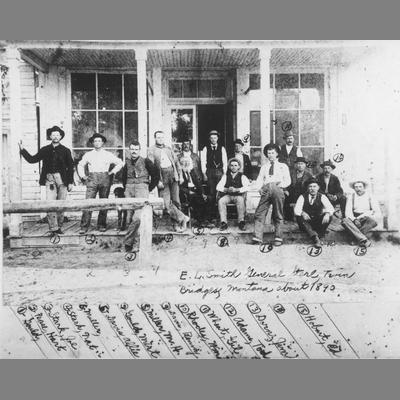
[
  {"x1": 216, "y1": 158, "x2": 250, "y2": 231},
  {"x1": 294, "y1": 177, "x2": 334, "y2": 248}
]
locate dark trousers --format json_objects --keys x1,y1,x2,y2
[
  {"x1": 80, "y1": 172, "x2": 111, "y2": 229},
  {"x1": 327, "y1": 193, "x2": 346, "y2": 217},
  {"x1": 180, "y1": 188, "x2": 207, "y2": 223},
  {"x1": 206, "y1": 167, "x2": 223, "y2": 219},
  {"x1": 296, "y1": 214, "x2": 332, "y2": 239},
  {"x1": 342, "y1": 216, "x2": 377, "y2": 243}
]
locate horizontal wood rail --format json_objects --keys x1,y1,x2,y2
[{"x1": 2, "y1": 198, "x2": 164, "y2": 214}]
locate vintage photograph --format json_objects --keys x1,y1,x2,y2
[{"x1": 1, "y1": 40, "x2": 400, "y2": 358}]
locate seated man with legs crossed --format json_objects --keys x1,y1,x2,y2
[
  {"x1": 341, "y1": 178, "x2": 381, "y2": 248},
  {"x1": 216, "y1": 158, "x2": 250, "y2": 231},
  {"x1": 294, "y1": 177, "x2": 334, "y2": 248}
]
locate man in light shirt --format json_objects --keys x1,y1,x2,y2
[
  {"x1": 78, "y1": 133, "x2": 124, "y2": 233},
  {"x1": 342, "y1": 179, "x2": 381, "y2": 248},
  {"x1": 278, "y1": 130, "x2": 303, "y2": 172},
  {"x1": 294, "y1": 178, "x2": 334, "y2": 248},
  {"x1": 148, "y1": 130, "x2": 190, "y2": 232},
  {"x1": 201, "y1": 130, "x2": 228, "y2": 222},
  {"x1": 252, "y1": 143, "x2": 291, "y2": 246},
  {"x1": 216, "y1": 158, "x2": 250, "y2": 231}
]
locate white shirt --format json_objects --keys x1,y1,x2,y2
[
  {"x1": 160, "y1": 148, "x2": 172, "y2": 168},
  {"x1": 201, "y1": 145, "x2": 228, "y2": 174},
  {"x1": 294, "y1": 193, "x2": 335, "y2": 216},
  {"x1": 285, "y1": 145, "x2": 303, "y2": 158},
  {"x1": 345, "y1": 191, "x2": 381, "y2": 221},
  {"x1": 254, "y1": 160, "x2": 291, "y2": 191},
  {"x1": 77, "y1": 148, "x2": 124, "y2": 177},
  {"x1": 216, "y1": 173, "x2": 250, "y2": 193}
]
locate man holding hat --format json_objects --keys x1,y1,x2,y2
[
  {"x1": 78, "y1": 132, "x2": 124, "y2": 233},
  {"x1": 216, "y1": 157, "x2": 250, "y2": 231},
  {"x1": 232, "y1": 138, "x2": 252, "y2": 179},
  {"x1": 341, "y1": 179, "x2": 381, "y2": 247},
  {"x1": 294, "y1": 177, "x2": 335, "y2": 247},
  {"x1": 284, "y1": 156, "x2": 313, "y2": 220},
  {"x1": 201, "y1": 130, "x2": 228, "y2": 222},
  {"x1": 279, "y1": 130, "x2": 303, "y2": 172},
  {"x1": 19, "y1": 125, "x2": 74, "y2": 234},
  {"x1": 316, "y1": 160, "x2": 346, "y2": 217},
  {"x1": 252, "y1": 143, "x2": 291, "y2": 246}
]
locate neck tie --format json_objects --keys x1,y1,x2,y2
[
  {"x1": 310, "y1": 195, "x2": 316, "y2": 205},
  {"x1": 269, "y1": 161, "x2": 274, "y2": 176}
]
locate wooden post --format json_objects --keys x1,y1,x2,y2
[
  {"x1": 138, "y1": 203, "x2": 153, "y2": 267},
  {"x1": 136, "y1": 48, "x2": 148, "y2": 156},
  {"x1": 6, "y1": 47, "x2": 23, "y2": 236},
  {"x1": 259, "y1": 46, "x2": 272, "y2": 162}
]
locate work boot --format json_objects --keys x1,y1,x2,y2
[{"x1": 219, "y1": 222, "x2": 228, "y2": 231}]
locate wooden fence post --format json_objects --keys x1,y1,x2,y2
[{"x1": 138, "y1": 203, "x2": 153, "y2": 267}]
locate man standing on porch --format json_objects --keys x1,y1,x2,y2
[
  {"x1": 148, "y1": 130, "x2": 190, "y2": 232},
  {"x1": 278, "y1": 130, "x2": 303, "y2": 172},
  {"x1": 201, "y1": 130, "x2": 228, "y2": 223},
  {"x1": 78, "y1": 133, "x2": 124, "y2": 233},
  {"x1": 252, "y1": 143, "x2": 291, "y2": 246},
  {"x1": 19, "y1": 125, "x2": 74, "y2": 235}
]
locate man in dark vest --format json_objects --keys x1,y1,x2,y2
[
  {"x1": 279, "y1": 130, "x2": 303, "y2": 172},
  {"x1": 19, "y1": 125, "x2": 74, "y2": 234},
  {"x1": 216, "y1": 158, "x2": 250, "y2": 231},
  {"x1": 231, "y1": 138, "x2": 252, "y2": 179},
  {"x1": 294, "y1": 177, "x2": 334, "y2": 247},
  {"x1": 284, "y1": 156, "x2": 313, "y2": 220},
  {"x1": 122, "y1": 141, "x2": 159, "y2": 252},
  {"x1": 316, "y1": 160, "x2": 346, "y2": 217},
  {"x1": 201, "y1": 130, "x2": 228, "y2": 222}
]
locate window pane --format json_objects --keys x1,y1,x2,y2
[
  {"x1": 183, "y1": 80, "x2": 197, "y2": 98},
  {"x1": 171, "y1": 109, "x2": 193, "y2": 143},
  {"x1": 275, "y1": 74, "x2": 298, "y2": 89},
  {"x1": 169, "y1": 80, "x2": 182, "y2": 98},
  {"x1": 275, "y1": 89, "x2": 299, "y2": 109},
  {"x1": 72, "y1": 111, "x2": 96, "y2": 147},
  {"x1": 212, "y1": 79, "x2": 226, "y2": 97},
  {"x1": 274, "y1": 110, "x2": 299, "y2": 147},
  {"x1": 71, "y1": 73, "x2": 96, "y2": 109},
  {"x1": 250, "y1": 111, "x2": 261, "y2": 147},
  {"x1": 250, "y1": 147, "x2": 262, "y2": 167},
  {"x1": 98, "y1": 74, "x2": 122, "y2": 110},
  {"x1": 198, "y1": 80, "x2": 211, "y2": 97},
  {"x1": 300, "y1": 110, "x2": 324, "y2": 146},
  {"x1": 300, "y1": 73, "x2": 324, "y2": 109},
  {"x1": 301, "y1": 147, "x2": 324, "y2": 175},
  {"x1": 125, "y1": 112, "x2": 138, "y2": 145},
  {"x1": 124, "y1": 74, "x2": 138, "y2": 110},
  {"x1": 98, "y1": 111, "x2": 123, "y2": 147}
]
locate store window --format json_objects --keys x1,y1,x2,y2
[{"x1": 71, "y1": 73, "x2": 149, "y2": 181}]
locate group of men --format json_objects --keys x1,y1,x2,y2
[{"x1": 19, "y1": 126, "x2": 381, "y2": 251}]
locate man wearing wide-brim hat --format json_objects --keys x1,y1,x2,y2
[
  {"x1": 77, "y1": 132, "x2": 124, "y2": 233},
  {"x1": 294, "y1": 177, "x2": 335, "y2": 247},
  {"x1": 19, "y1": 125, "x2": 74, "y2": 234},
  {"x1": 341, "y1": 178, "x2": 381, "y2": 247},
  {"x1": 316, "y1": 160, "x2": 346, "y2": 217}
]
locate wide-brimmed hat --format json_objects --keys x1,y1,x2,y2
[
  {"x1": 227, "y1": 157, "x2": 242, "y2": 168},
  {"x1": 295, "y1": 157, "x2": 307, "y2": 164},
  {"x1": 46, "y1": 125, "x2": 65, "y2": 140},
  {"x1": 263, "y1": 143, "x2": 281, "y2": 157},
  {"x1": 349, "y1": 179, "x2": 369, "y2": 189},
  {"x1": 304, "y1": 177, "x2": 319, "y2": 187},
  {"x1": 234, "y1": 138, "x2": 244, "y2": 146},
  {"x1": 89, "y1": 132, "x2": 107, "y2": 144},
  {"x1": 283, "y1": 130, "x2": 294, "y2": 139},
  {"x1": 208, "y1": 130, "x2": 220, "y2": 137},
  {"x1": 320, "y1": 160, "x2": 336, "y2": 169}
]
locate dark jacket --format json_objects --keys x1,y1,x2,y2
[
  {"x1": 316, "y1": 173, "x2": 344, "y2": 196},
  {"x1": 177, "y1": 152, "x2": 203, "y2": 183},
  {"x1": 122, "y1": 156, "x2": 159, "y2": 192},
  {"x1": 20, "y1": 144, "x2": 74, "y2": 186},
  {"x1": 289, "y1": 170, "x2": 313, "y2": 200},
  {"x1": 230, "y1": 152, "x2": 252, "y2": 179}
]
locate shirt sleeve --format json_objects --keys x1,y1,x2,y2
[
  {"x1": 109, "y1": 153, "x2": 124, "y2": 174},
  {"x1": 297, "y1": 147, "x2": 303, "y2": 157},
  {"x1": 216, "y1": 175, "x2": 227, "y2": 192},
  {"x1": 294, "y1": 195, "x2": 305, "y2": 216},
  {"x1": 366, "y1": 196, "x2": 381, "y2": 219},
  {"x1": 77, "y1": 153, "x2": 88, "y2": 178},
  {"x1": 222, "y1": 147, "x2": 228, "y2": 173},
  {"x1": 321, "y1": 194, "x2": 335, "y2": 215},
  {"x1": 145, "y1": 158, "x2": 160, "y2": 192},
  {"x1": 254, "y1": 165, "x2": 266, "y2": 191},
  {"x1": 280, "y1": 163, "x2": 291, "y2": 188},
  {"x1": 201, "y1": 147, "x2": 207, "y2": 175},
  {"x1": 345, "y1": 193, "x2": 355, "y2": 220},
  {"x1": 240, "y1": 175, "x2": 250, "y2": 193}
]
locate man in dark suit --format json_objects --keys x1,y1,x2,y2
[
  {"x1": 231, "y1": 138, "x2": 252, "y2": 179},
  {"x1": 316, "y1": 160, "x2": 346, "y2": 217},
  {"x1": 19, "y1": 125, "x2": 74, "y2": 234}
]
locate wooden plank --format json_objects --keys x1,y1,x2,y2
[{"x1": 3, "y1": 198, "x2": 164, "y2": 214}]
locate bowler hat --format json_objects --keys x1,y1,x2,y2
[
  {"x1": 228, "y1": 157, "x2": 242, "y2": 168},
  {"x1": 295, "y1": 157, "x2": 307, "y2": 164},
  {"x1": 305, "y1": 177, "x2": 319, "y2": 187},
  {"x1": 320, "y1": 160, "x2": 336, "y2": 170},
  {"x1": 208, "y1": 130, "x2": 220, "y2": 137},
  {"x1": 263, "y1": 143, "x2": 281, "y2": 157},
  {"x1": 46, "y1": 125, "x2": 65, "y2": 140},
  {"x1": 89, "y1": 132, "x2": 107, "y2": 144},
  {"x1": 234, "y1": 138, "x2": 244, "y2": 146}
]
